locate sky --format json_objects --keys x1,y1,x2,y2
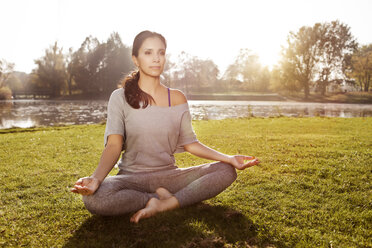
[{"x1": 1, "y1": 0, "x2": 372, "y2": 76}]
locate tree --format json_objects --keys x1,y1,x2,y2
[
  {"x1": 161, "y1": 54, "x2": 176, "y2": 88},
  {"x1": 172, "y1": 52, "x2": 219, "y2": 94},
  {"x1": 223, "y1": 62, "x2": 241, "y2": 92},
  {"x1": 4, "y1": 72, "x2": 31, "y2": 97},
  {"x1": 314, "y1": 20, "x2": 357, "y2": 95},
  {"x1": 0, "y1": 59, "x2": 14, "y2": 99},
  {"x1": 65, "y1": 47, "x2": 75, "y2": 95},
  {"x1": 347, "y1": 44, "x2": 372, "y2": 92},
  {"x1": 173, "y1": 52, "x2": 194, "y2": 94},
  {"x1": 0, "y1": 59, "x2": 15, "y2": 88},
  {"x1": 101, "y1": 32, "x2": 132, "y2": 94},
  {"x1": 279, "y1": 24, "x2": 322, "y2": 99},
  {"x1": 70, "y1": 36, "x2": 103, "y2": 94},
  {"x1": 257, "y1": 66, "x2": 271, "y2": 92},
  {"x1": 194, "y1": 58, "x2": 219, "y2": 92},
  {"x1": 223, "y1": 49, "x2": 269, "y2": 92},
  {"x1": 270, "y1": 65, "x2": 301, "y2": 93},
  {"x1": 33, "y1": 42, "x2": 67, "y2": 97},
  {"x1": 278, "y1": 21, "x2": 357, "y2": 99},
  {"x1": 70, "y1": 33, "x2": 132, "y2": 96}
]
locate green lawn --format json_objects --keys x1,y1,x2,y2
[{"x1": 0, "y1": 117, "x2": 371, "y2": 247}]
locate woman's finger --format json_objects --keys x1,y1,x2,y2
[
  {"x1": 243, "y1": 156, "x2": 255, "y2": 162},
  {"x1": 75, "y1": 178, "x2": 84, "y2": 185},
  {"x1": 243, "y1": 159, "x2": 259, "y2": 167},
  {"x1": 74, "y1": 185, "x2": 88, "y2": 192},
  {"x1": 76, "y1": 187, "x2": 91, "y2": 195},
  {"x1": 243, "y1": 160, "x2": 252, "y2": 166}
]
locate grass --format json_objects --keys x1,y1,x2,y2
[{"x1": 0, "y1": 117, "x2": 371, "y2": 247}]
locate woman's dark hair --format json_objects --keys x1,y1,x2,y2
[{"x1": 121, "y1": 30, "x2": 167, "y2": 109}]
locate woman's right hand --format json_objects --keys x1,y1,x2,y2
[
  {"x1": 228, "y1": 155, "x2": 260, "y2": 170},
  {"x1": 70, "y1": 177, "x2": 101, "y2": 195}
]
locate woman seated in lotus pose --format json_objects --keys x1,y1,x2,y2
[{"x1": 71, "y1": 30, "x2": 260, "y2": 223}]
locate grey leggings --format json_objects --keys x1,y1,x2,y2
[{"x1": 82, "y1": 161, "x2": 237, "y2": 216}]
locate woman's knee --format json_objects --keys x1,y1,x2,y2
[
  {"x1": 81, "y1": 177, "x2": 119, "y2": 215},
  {"x1": 215, "y1": 162, "x2": 237, "y2": 183},
  {"x1": 82, "y1": 195, "x2": 99, "y2": 215},
  {"x1": 82, "y1": 194, "x2": 111, "y2": 216}
]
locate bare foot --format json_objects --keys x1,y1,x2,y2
[
  {"x1": 156, "y1": 187, "x2": 173, "y2": 200},
  {"x1": 130, "y1": 193, "x2": 180, "y2": 223},
  {"x1": 130, "y1": 198, "x2": 160, "y2": 223}
]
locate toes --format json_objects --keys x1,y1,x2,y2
[
  {"x1": 130, "y1": 213, "x2": 138, "y2": 223},
  {"x1": 135, "y1": 212, "x2": 144, "y2": 223},
  {"x1": 130, "y1": 210, "x2": 145, "y2": 223}
]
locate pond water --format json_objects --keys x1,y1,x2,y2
[{"x1": 0, "y1": 99, "x2": 371, "y2": 129}]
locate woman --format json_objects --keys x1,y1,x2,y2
[{"x1": 71, "y1": 30, "x2": 260, "y2": 224}]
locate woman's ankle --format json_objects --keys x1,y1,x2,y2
[
  {"x1": 155, "y1": 187, "x2": 173, "y2": 200},
  {"x1": 159, "y1": 196, "x2": 180, "y2": 212}
]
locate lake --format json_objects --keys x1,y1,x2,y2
[{"x1": 0, "y1": 99, "x2": 371, "y2": 129}]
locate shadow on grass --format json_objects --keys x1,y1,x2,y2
[{"x1": 63, "y1": 203, "x2": 274, "y2": 248}]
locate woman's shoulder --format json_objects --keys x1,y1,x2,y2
[
  {"x1": 169, "y1": 88, "x2": 187, "y2": 106},
  {"x1": 111, "y1": 87, "x2": 125, "y2": 96},
  {"x1": 108, "y1": 88, "x2": 126, "y2": 107},
  {"x1": 109, "y1": 88, "x2": 125, "y2": 101}
]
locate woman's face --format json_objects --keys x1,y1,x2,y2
[{"x1": 133, "y1": 37, "x2": 166, "y2": 78}]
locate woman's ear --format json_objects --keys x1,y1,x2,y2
[{"x1": 132, "y1": 55, "x2": 139, "y2": 67}]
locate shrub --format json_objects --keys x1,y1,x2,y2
[{"x1": 0, "y1": 86, "x2": 12, "y2": 100}]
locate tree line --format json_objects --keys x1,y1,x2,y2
[{"x1": 0, "y1": 20, "x2": 371, "y2": 100}]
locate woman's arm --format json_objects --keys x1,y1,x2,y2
[
  {"x1": 174, "y1": 91, "x2": 260, "y2": 169},
  {"x1": 91, "y1": 134, "x2": 123, "y2": 183},
  {"x1": 71, "y1": 134, "x2": 123, "y2": 195},
  {"x1": 184, "y1": 141, "x2": 260, "y2": 170},
  {"x1": 184, "y1": 141, "x2": 231, "y2": 163}
]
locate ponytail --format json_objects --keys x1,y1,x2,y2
[{"x1": 121, "y1": 71, "x2": 155, "y2": 109}]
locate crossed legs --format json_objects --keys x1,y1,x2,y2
[{"x1": 82, "y1": 161, "x2": 237, "y2": 221}]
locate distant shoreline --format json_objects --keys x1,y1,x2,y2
[
  {"x1": 186, "y1": 93, "x2": 286, "y2": 101},
  {"x1": 9, "y1": 91, "x2": 372, "y2": 104},
  {"x1": 186, "y1": 92, "x2": 372, "y2": 104}
]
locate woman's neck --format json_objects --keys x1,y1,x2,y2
[{"x1": 138, "y1": 74, "x2": 162, "y2": 96}]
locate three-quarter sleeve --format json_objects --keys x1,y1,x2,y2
[
  {"x1": 103, "y1": 89, "x2": 125, "y2": 149},
  {"x1": 175, "y1": 109, "x2": 198, "y2": 153}
]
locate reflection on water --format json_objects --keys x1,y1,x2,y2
[
  {"x1": 1, "y1": 118, "x2": 36, "y2": 128},
  {"x1": 0, "y1": 99, "x2": 107, "y2": 129},
  {"x1": 0, "y1": 99, "x2": 371, "y2": 129}
]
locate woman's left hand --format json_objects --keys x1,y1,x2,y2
[{"x1": 228, "y1": 155, "x2": 260, "y2": 170}]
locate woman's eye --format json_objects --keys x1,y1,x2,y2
[{"x1": 145, "y1": 51, "x2": 151, "y2": 55}]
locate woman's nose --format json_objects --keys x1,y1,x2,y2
[{"x1": 153, "y1": 54, "x2": 160, "y2": 62}]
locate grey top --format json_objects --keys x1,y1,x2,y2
[{"x1": 104, "y1": 88, "x2": 198, "y2": 173}]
